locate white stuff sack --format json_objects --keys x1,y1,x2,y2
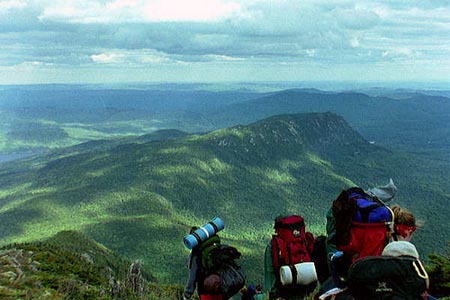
[{"x1": 280, "y1": 262, "x2": 317, "y2": 286}]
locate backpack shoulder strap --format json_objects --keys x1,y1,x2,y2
[
  {"x1": 198, "y1": 235, "x2": 221, "y2": 271},
  {"x1": 197, "y1": 235, "x2": 221, "y2": 252}
]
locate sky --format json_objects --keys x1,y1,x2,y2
[{"x1": 0, "y1": 0, "x2": 449, "y2": 86}]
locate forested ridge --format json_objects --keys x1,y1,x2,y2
[{"x1": 1, "y1": 111, "x2": 449, "y2": 294}]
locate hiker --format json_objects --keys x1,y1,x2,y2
[
  {"x1": 391, "y1": 205, "x2": 417, "y2": 242},
  {"x1": 388, "y1": 210, "x2": 439, "y2": 300},
  {"x1": 240, "y1": 284, "x2": 256, "y2": 300},
  {"x1": 342, "y1": 241, "x2": 432, "y2": 300},
  {"x1": 239, "y1": 286, "x2": 248, "y2": 300},
  {"x1": 318, "y1": 180, "x2": 398, "y2": 299},
  {"x1": 325, "y1": 179, "x2": 398, "y2": 265},
  {"x1": 183, "y1": 221, "x2": 245, "y2": 300},
  {"x1": 389, "y1": 210, "x2": 438, "y2": 300},
  {"x1": 264, "y1": 215, "x2": 317, "y2": 300},
  {"x1": 382, "y1": 241, "x2": 437, "y2": 300},
  {"x1": 184, "y1": 226, "x2": 223, "y2": 300},
  {"x1": 254, "y1": 284, "x2": 265, "y2": 300}
]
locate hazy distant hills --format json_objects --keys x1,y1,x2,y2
[
  {"x1": 1, "y1": 85, "x2": 449, "y2": 160},
  {"x1": 1, "y1": 112, "x2": 448, "y2": 284},
  {"x1": 0, "y1": 86, "x2": 260, "y2": 157}
]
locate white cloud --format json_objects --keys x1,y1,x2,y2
[
  {"x1": 91, "y1": 49, "x2": 173, "y2": 65},
  {"x1": 305, "y1": 49, "x2": 315, "y2": 57},
  {"x1": 350, "y1": 37, "x2": 360, "y2": 47},
  {"x1": 38, "y1": 0, "x2": 242, "y2": 23},
  {"x1": 91, "y1": 53, "x2": 120, "y2": 64},
  {"x1": 141, "y1": 0, "x2": 241, "y2": 22},
  {"x1": 0, "y1": 0, "x2": 26, "y2": 13},
  {"x1": 204, "y1": 54, "x2": 244, "y2": 61},
  {"x1": 381, "y1": 47, "x2": 422, "y2": 59}
]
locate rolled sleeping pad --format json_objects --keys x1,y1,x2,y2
[
  {"x1": 280, "y1": 262, "x2": 318, "y2": 286},
  {"x1": 183, "y1": 217, "x2": 225, "y2": 249}
]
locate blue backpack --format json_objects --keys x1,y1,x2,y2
[{"x1": 349, "y1": 189, "x2": 393, "y2": 223}]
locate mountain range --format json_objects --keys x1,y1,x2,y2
[
  {"x1": 1, "y1": 111, "x2": 449, "y2": 286},
  {"x1": 1, "y1": 85, "x2": 450, "y2": 159}
]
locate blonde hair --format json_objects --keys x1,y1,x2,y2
[{"x1": 391, "y1": 205, "x2": 416, "y2": 227}]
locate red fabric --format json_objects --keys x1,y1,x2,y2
[
  {"x1": 338, "y1": 222, "x2": 389, "y2": 262},
  {"x1": 395, "y1": 224, "x2": 417, "y2": 237},
  {"x1": 200, "y1": 294, "x2": 223, "y2": 300}
]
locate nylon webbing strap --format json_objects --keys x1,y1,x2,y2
[
  {"x1": 208, "y1": 221, "x2": 219, "y2": 233},
  {"x1": 413, "y1": 260, "x2": 429, "y2": 282},
  {"x1": 288, "y1": 264, "x2": 298, "y2": 285},
  {"x1": 192, "y1": 231, "x2": 202, "y2": 244}
]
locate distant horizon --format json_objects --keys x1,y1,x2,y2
[{"x1": 1, "y1": 80, "x2": 449, "y2": 92}]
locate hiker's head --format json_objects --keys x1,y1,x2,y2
[
  {"x1": 392, "y1": 205, "x2": 416, "y2": 241},
  {"x1": 382, "y1": 241, "x2": 419, "y2": 258}
]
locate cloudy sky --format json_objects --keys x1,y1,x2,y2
[{"x1": 1, "y1": 0, "x2": 449, "y2": 85}]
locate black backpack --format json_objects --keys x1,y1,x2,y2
[
  {"x1": 347, "y1": 256, "x2": 429, "y2": 300},
  {"x1": 197, "y1": 235, "x2": 246, "y2": 299}
]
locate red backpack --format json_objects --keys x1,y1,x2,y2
[
  {"x1": 271, "y1": 215, "x2": 315, "y2": 269},
  {"x1": 270, "y1": 215, "x2": 317, "y2": 299}
]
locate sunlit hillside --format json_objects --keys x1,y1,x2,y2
[{"x1": 0, "y1": 112, "x2": 449, "y2": 285}]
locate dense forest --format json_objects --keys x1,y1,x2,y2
[{"x1": 1, "y1": 111, "x2": 449, "y2": 281}]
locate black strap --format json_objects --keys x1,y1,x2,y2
[
  {"x1": 192, "y1": 231, "x2": 202, "y2": 244},
  {"x1": 208, "y1": 221, "x2": 219, "y2": 233},
  {"x1": 288, "y1": 264, "x2": 299, "y2": 285}
]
